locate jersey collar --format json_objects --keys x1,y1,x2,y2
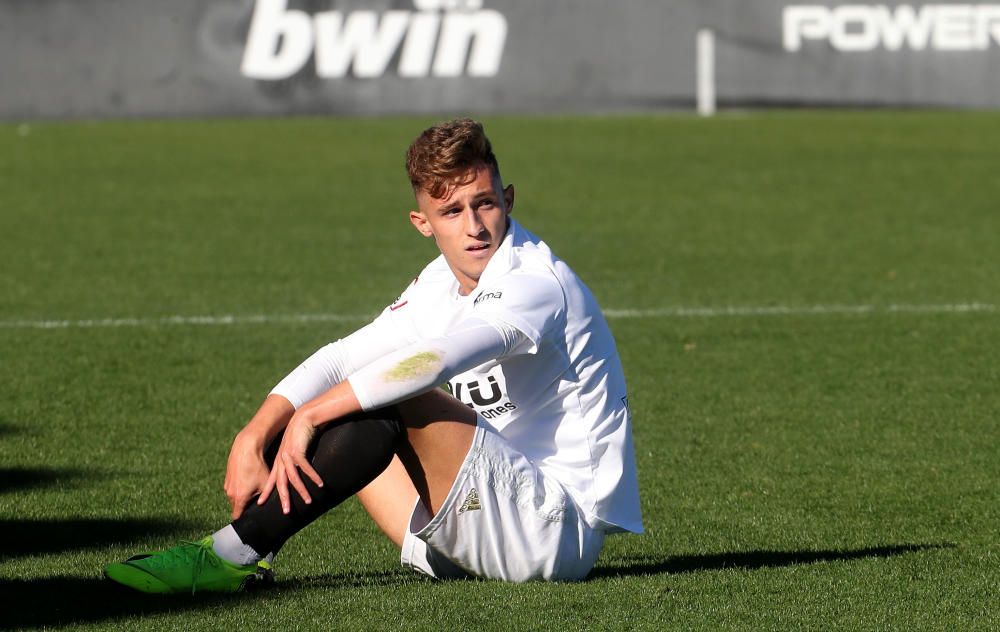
[{"x1": 475, "y1": 217, "x2": 519, "y2": 288}]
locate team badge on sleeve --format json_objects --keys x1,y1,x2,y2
[{"x1": 387, "y1": 276, "x2": 420, "y2": 311}]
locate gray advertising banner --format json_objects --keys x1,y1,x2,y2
[
  {"x1": 2, "y1": 0, "x2": 999, "y2": 119},
  {"x1": 709, "y1": 0, "x2": 1000, "y2": 107}
]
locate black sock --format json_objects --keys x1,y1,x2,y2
[{"x1": 231, "y1": 408, "x2": 403, "y2": 557}]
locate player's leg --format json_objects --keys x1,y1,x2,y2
[
  {"x1": 356, "y1": 456, "x2": 418, "y2": 548},
  {"x1": 392, "y1": 394, "x2": 606, "y2": 583},
  {"x1": 233, "y1": 390, "x2": 475, "y2": 556},
  {"x1": 355, "y1": 390, "x2": 477, "y2": 549},
  {"x1": 104, "y1": 393, "x2": 476, "y2": 593},
  {"x1": 226, "y1": 410, "x2": 403, "y2": 559},
  {"x1": 394, "y1": 389, "x2": 477, "y2": 514},
  {"x1": 231, "y1": 390, "x2": 598, "y2": 583},
  {"x1": 104, "y1": 408, "x2": 405, "y2": 594}
]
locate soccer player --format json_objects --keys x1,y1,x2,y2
[{"x1": 105, "y1": 119, "x2": 642, "y2": 592}]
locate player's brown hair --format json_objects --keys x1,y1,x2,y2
[{"x1": 406, "y1": 118, "x2": 500, "y2": 199}]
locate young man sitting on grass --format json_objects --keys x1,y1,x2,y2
[{"x1": 105, "y1": 118, "x2": 642, "y2": 592}]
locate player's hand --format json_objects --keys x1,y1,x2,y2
[
  {"x1": 224, "y1": 431, "x2": 271, "y2": 520},
  {"x1": 258, "y1": 413, "x2": 324, "y2": 514}
]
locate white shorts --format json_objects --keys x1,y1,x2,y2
[{"x1": 400, "y1": 418, "x2": 604, "y2": 582}]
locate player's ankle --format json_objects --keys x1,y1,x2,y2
[{"x1": 211, "y1": 524, "x2": 265, "y2": 566}]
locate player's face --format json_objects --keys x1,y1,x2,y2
[{"x1": 410, "y1": 165, "x2": 514, "y2": 296}]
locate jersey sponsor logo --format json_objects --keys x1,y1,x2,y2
[
  {"x1": 459, "y1": 375, "x2": 502, "y2": 405},
  {"x1": 473, "y1": 290, "x2": 502, "y2": 306},
  {"x1": 784, "y1": 4, "x2": 1000, "y2": 52},
  {"x1": 448, "y1": 369, "x2": 518, "y2": 419},
  {"x1": 242, "y1": 0, "x2": 508, "y2": 80},
  {"x1": 477, "y1": 402, "x2": 518, "y2": 419}
]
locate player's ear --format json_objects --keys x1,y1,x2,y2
[
  {"x1": 409, "y1": 210, "x2": 434, "y2": 237},
  {"x1": 503, "y1": 184, "x2": 515, "y2": 214}
]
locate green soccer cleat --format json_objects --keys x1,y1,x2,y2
[{"x1": 104, "y1": 536, "x2": 273, "y2": 595}]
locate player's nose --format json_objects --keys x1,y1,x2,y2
[{"x1": 463, "y1": 206, "x2": 485, "y2": 235}]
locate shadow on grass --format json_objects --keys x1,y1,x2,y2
[
  {"x1": 0, "y1": 570, "x2": 422, "y2": 629},
  {"x1": 0, "y1": 518, "x2": 197, "y2": 560},
  {"x1": 0, "y1": 544, "x2": 953, "y2": 629},
  {"x1": 0, "y1": 467, "x2": 89, "y2": 494},
  {"x1": 0, "y1": 576, "x2": 263, "y2": 630},
  {"x1": 589, "y1": 543, "x2": 955, "y2": 579}
]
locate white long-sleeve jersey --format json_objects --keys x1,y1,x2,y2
[{"x1": 271, "y1": 219, "x2": 642, "y2": 535}]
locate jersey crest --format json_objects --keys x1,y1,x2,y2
[{"x1": 387, "y1": 276, "x2": 420, "y2": 311}]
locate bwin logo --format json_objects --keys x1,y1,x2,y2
[{"x1": 242, "y1": 0, "x2": 508, "y2": 80}]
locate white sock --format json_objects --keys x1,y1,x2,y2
[{"x1": 211, "y1": 524, "x2": 264, "y2": 566}]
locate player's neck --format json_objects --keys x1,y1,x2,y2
[
  {"x1": 447, "y1": 265, "x2": 480, "y2": 297},
  {"x1": 456, "y1": 277, "x2": 478, "y2": 297}
]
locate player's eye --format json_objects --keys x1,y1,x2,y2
[{"x1": 477, "y1": 199, "x2": 495, "y2": 209}]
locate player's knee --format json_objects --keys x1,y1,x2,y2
[{"x1": 308, "y1": 413, "x2": 403, "y2": 478}]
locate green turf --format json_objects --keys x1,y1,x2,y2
[{"x1": 1, "y1": 112, "x2": 999, "y2": 630}]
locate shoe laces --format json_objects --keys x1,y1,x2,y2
[
  {"x1": 183, "y1": 539, "x2": 221, "y2": 595},
  {"x1": 142, "y1": 539, "x2": 219, "y2": 595}
]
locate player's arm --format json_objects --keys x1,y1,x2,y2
[
  {"x1": 224, "y1": 394, "x2": 295, "y2": 519},
  {"x1": 260, "y1": 317, "x2": 528, "y2": 513},
  {"x1": 262, "y1": 272, "x2": 563, "y2": 511},
  {"x1": 278, "y1": 271, "x2": 563, "y2": 438},
  {"x1": 255, "y1": 379, "x2": 363, "y2": 514},
  {"x1": 268, "y1": 313, "x2": 421, "y2": 409},
  {"x1": 225, "y1": 298, "x2": 420, "y2": 518},
  {"x1": 347, "y1": 316, "x2": 527, "y2": 411}
]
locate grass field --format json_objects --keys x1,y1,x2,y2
[{"x1": 1, "y1": 112, "x2": 999, "y2": 630}]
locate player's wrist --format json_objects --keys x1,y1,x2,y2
[
  {"x1": 239, "y1": 395, "x2": 296, "y2": 448},
  {"x1": 293, "y1": 409, "x2": 321, "y2": 430},
  {"x1": 234, "y1": 426, "x2": 268, "y2": 452}
]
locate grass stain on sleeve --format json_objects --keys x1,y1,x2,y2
[{"x1": 384, "y1": 351, "x2": 441, "y2": 381}]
